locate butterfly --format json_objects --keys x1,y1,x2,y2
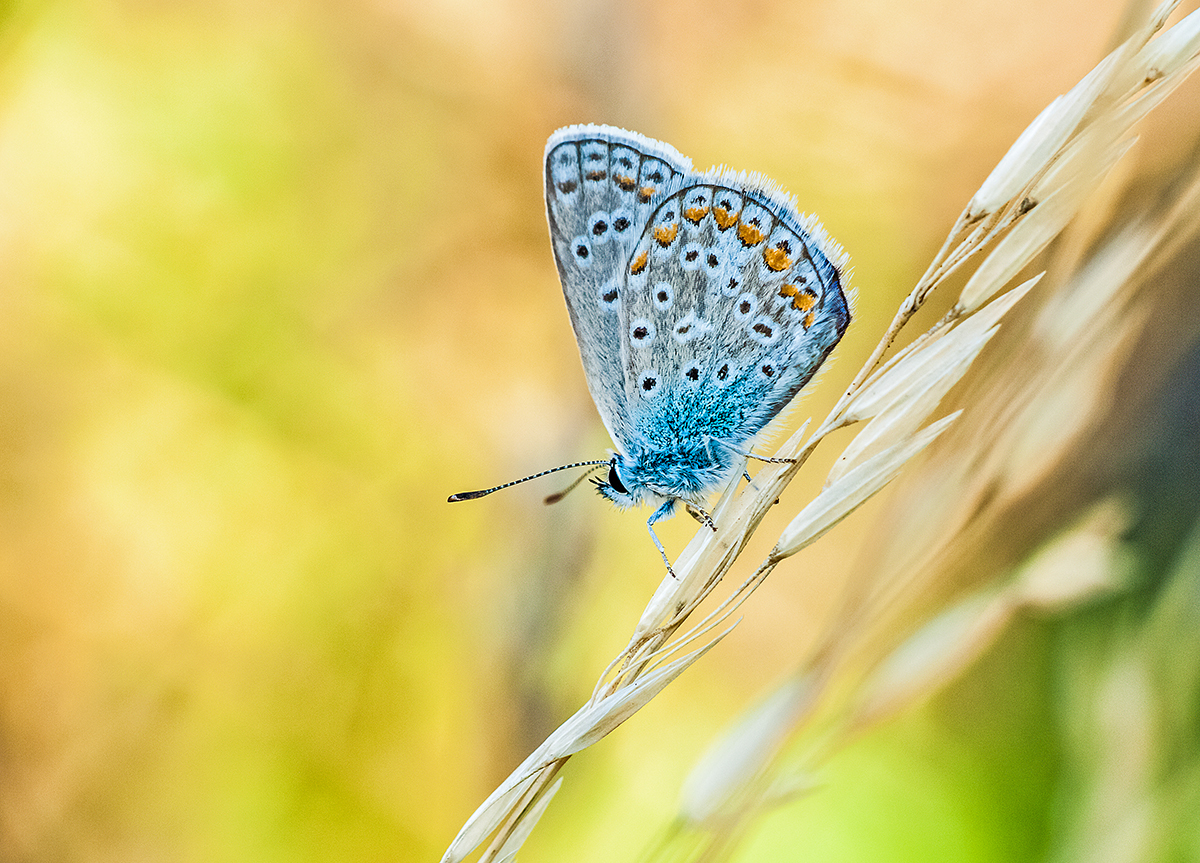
[{"x1": 450, "y1": 125, "x2": 851, "y2": 575}]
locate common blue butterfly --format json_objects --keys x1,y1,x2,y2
[{"x1": 450, "y1": 125, "x2": 851, "y2": 575}]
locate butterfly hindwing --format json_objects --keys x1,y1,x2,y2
[
  {"x1": 544, "y1": 125, "x2": 691, "y2": 445},
  {"x1": 620, "y1": 180, "x2": 850, "y2": 453}
]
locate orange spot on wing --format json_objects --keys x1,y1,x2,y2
[
  {"x1": 614, "y1": 173, "x2": 637, "y2": 191},
  {"x1": 763, "y1": 246, "x2": 791, "y2": 271},
  {"x1": 630, "y1": 250, "x2": 649, "y2": 275},
  {"x1": 792, "y1": 289, "x2": 817, "y2": 312},
  {"x1": 737, "y1": 222, "x2": 767, "y2": 246},
  {"x1": 802, "y1": 311, "x2": 815, "y2": 329},
  {"x1": 778, "y1": 284, "x2": 798, "y2": 298},
  {"x1": 712, "y1": 206, "x2": 738, "y2": 229},
  {"x1": 684, "y1": 206, "x2": 709, "y2": 223},
  {"x1": 586, "y1": 169, "x2": 607, "y2": 181},
  {"x1": 652, "y1": 223, "x2": 679, "y2": 246},
  {"x1": 638, "y1": 186, "x2": 656, "y2": 202}
]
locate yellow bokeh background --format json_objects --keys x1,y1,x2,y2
[{"x1": 1, "y1": 0, "x2": 1197, "y2": 860}]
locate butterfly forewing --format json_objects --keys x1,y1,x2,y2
[
  {"x1": 620, "y1": 181, "x2": 850, "y2": 451},
  {"x1": 544, "y1": 126, "x2": 692, "y2": 444}
]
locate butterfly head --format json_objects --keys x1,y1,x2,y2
[{"x1": 591, "y1": 454, "x2": 654, "y2": 509}]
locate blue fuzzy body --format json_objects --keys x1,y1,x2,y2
[{"x1": 610, "y1": 435, "x2": 740, "y2": 506}]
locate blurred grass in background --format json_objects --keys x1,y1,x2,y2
[{"x1": 0, "y1": 0, "x2": 1197, "y2": 861}]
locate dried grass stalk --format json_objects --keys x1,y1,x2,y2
[{"x1": 442, "y1": 2, "x2": 1200, "y2": 859}]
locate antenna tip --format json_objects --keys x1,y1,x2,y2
[{"x1": 448, "y1": 491, "x2": 487, "y2": 502}]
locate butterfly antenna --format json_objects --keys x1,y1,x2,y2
[
  {"x1": 543, "y1": 464, "x2": 605, "y2": 505},
  {"x1": 448, "y1": 459, "x2": 610, "y2": 503}
]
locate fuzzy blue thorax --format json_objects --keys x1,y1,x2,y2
[{"x1": 593, "y1": 435, "x2": 741, "y2": 511}]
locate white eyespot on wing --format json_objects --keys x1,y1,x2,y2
[
  {"x1": 679, "y1": 241, "x2": 705, "y2": 271},
  {"x1": 732, "y1": 292, "x2": 758, "y2": 320},
  {"x1": 638, "y1": 157, "x2": 673, "y2": 199},
  {"x1": 711, "y1": 357, "x2": 740, "y2": 388},
  {"x1": 649, "y1": 202, "x2": 681, "y2": 256},
  {"x1": 720, "y1": 275, "x2": 743, "y2": 297},
  {"x1": 652, "y1": 282, "x2": 674, "y2": 311},
  {"x1": 580, "y1": 141, "x2": 609, "y2": 184},
  {"x1": 735, "y1": 201, "x2": 772, "y2": 247},
  {"x1": 711, "y1": 219, "x2": 754, "y2": 295},
  {"x1": 629, "y1": 318, "x2": 656, "y2": 346},
  {"x1": 597, "y1": 277, "x2": 621, "y2": 310},
  {"x1": 748, "y1": 315, "x2": 781, "y2": 345},
  {"x1": 610, "y1": 207, "x2": 636, "y2": 239},
  {"x1": 608, "y1": 147, "x2": 642, "y2": 198},
  {"x1": 755, "y1": 359, "x2": 781, "y2": 382},
  {"x1": 569, "y1": 235, "x2": 593, "y2": 268},
  {"x1": 680, "y1": 187, "x2": 712, "y2": 224},
  {"x1": 588, "y1": 210, "x2": 613, "y2": 245},
  {"x1": 637, "y1": 369, "x2": 664, "y2": 398},
  {"x1": 548, "y1": 147, "x2": 581, "y2": 197},
  {"x1": 680, "y1": 360, "x2": 704, "y2": 389},
  {"x1": 672, "y1": 311, "x2": 710, "y2": 344},
  {"x1": 702, "y1": 247, "x2": 722, "y2": 279}
]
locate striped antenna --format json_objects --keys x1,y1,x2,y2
[
  {"x1": 543, "y1": 463, "x2": 606, "y2": 504},
  {"x1": 447, "y1": 459, "x2": 611, "y2": 502}
]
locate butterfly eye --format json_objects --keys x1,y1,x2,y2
[{"x1": 607, "y1": 462, "x2": 629, "y2": 495}]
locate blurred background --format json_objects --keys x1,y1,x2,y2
[{"x1": 1, "y1": 0, "x2": 1198, "y2": 861}]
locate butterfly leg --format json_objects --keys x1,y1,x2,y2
[
  {"x1": 685, "y1": 503, "x2": 717, "y2": 532},
  {"x1": 704, "y1": 435, "x2": 753, "y2": 485},
  {"x1": 647, "y1": 498, "x2": 678, "y2": 578},
  {"x1": 725, "y1": 442, "x2": 798, "y2": 466}
]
